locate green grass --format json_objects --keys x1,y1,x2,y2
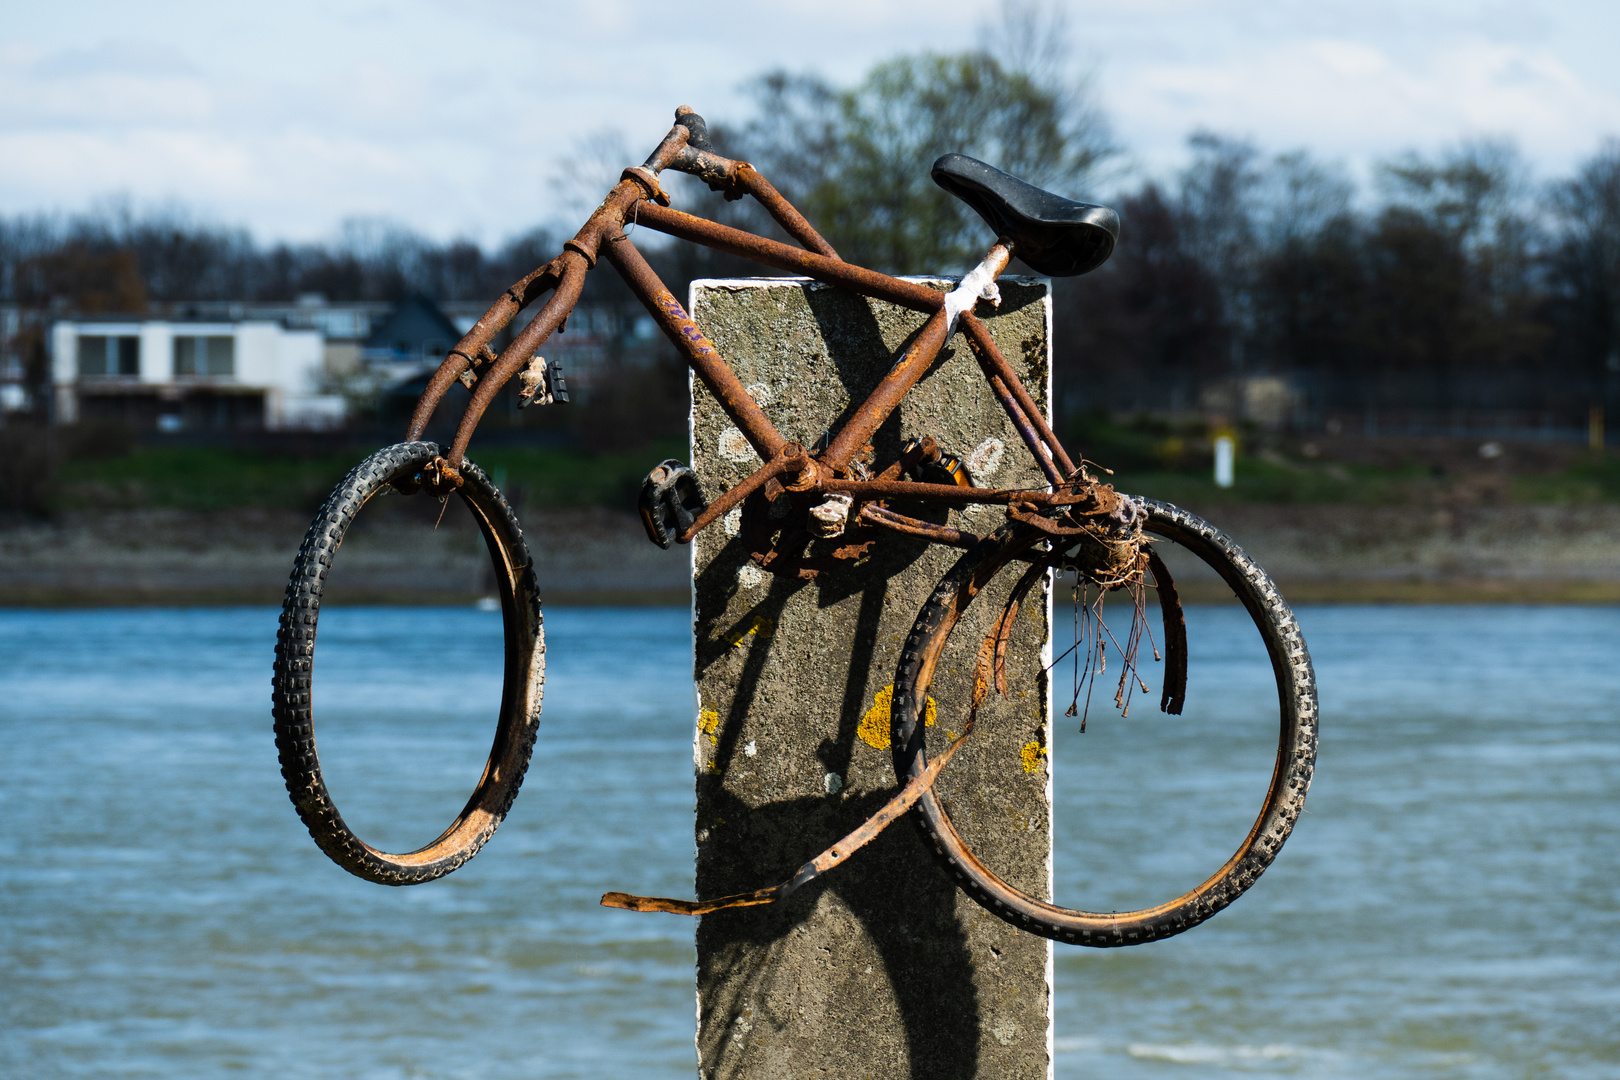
[
  {"x1": 471, "y1": 441, "x2": 685, "y2": 508},
  {"x1": 55, "y1": 449, "x2": 357, "y2": 512},
  {"x1": 1064, "y1": 411, "x2": 1620, "y2": 505},
  {"x1": 1514, "y1": 453, "x2": 1620, "y2": 503},
  {"x1": 1101, "y1": 457, "x2": 1437, "y2": 506},
  {"x1": 45, "y1": 439, "x2": 1620, "y2": 515},
  {"x1": 52, "y1": 440, "x2": 687, "y2": 513},
  {"x1": 1064, "y1": 410, "x2": 1447, "y2": 505}
]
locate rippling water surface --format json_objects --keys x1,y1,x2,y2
[{"x1": 1, "y1": 605, "x2": 1616, "y2": 1078}]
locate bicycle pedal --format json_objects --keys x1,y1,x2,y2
[{"x1": 638, "y1": 460, "x2": 707, "y2": 549}]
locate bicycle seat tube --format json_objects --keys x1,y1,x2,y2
[{"x1": 819, "y1": 243, "x2": 1011, "y2": 472}]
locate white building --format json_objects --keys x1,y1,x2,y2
[{"x1": 50, "y1": 318, "x2": 345, "y2": 431}]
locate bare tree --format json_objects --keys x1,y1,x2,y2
[
  {"x1": 1548, "y1": 140, "x2": 1620, "y2": 413},
  {"x1": 727, "y1": 15, "x2": 1116, "y2": 273}
]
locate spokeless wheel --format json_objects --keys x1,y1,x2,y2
[
  {"x1": 891, "y1": 499, "x2": 1317, "y2": 946},
  {"x1": 272, "y1": 441, "x2": 545, "y2": 885}
]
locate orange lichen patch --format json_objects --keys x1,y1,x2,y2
[
  {"x1": 1020, "y1": 740, "x2": 1047, "y2": 774},
  {"x1": 857, "y1": 685, "x2": 935, "y2": 750},
  {"x1": 699, "y1": 708, "x2": 720, "y2": 746}
]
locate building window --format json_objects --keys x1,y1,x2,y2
[
  {"x1": 173, "y1": 335, "x2": 235, "y2": 377},
  {"x1": 78, "y1": 335, "x2": 140, "y2": 377}
]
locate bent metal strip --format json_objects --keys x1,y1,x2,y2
[{"x1": 600, "y1": 719, "x2": 976, "y2": 916}]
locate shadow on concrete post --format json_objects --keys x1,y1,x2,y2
[{"x1": 689, "y1": 278, "x2": 1055, "y2": 1080}]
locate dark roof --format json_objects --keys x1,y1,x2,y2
[{"x1": 365, "y1": 294, "x2": 460, "y2": 352}]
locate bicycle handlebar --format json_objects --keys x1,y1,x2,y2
[{"x1": 673, "y1": 106, "x2": 715, "y2": 152}]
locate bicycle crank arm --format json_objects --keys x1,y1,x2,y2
[{"x1": 600, "y1": 717, "x2": 977, "y2": 916}]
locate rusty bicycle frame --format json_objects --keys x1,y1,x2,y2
[
  {"x1": 306, "y1": 103, "x2": 1171, "y2": 919},
  {"x1": 405, "y1": 106, "x2": 1117, "y2": 562},
  {"x1": 384, "y1": 105, "x2": 1141, "y2": 915},
  {"x1": 278, "y1": 104, "x2": 1316, "y2": 937}
]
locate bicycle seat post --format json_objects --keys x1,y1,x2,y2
[
  {"x1": 942, "y1": 241, "x2": 1013, "y2": 332},
  {"x1": 817, "y1": 242, "x2": 1013, "y2": 474}
]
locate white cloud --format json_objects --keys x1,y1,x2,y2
[
  {"x1": 1, "y1": 1, "x2": 1618, "y2": 241},
  {"x1": 1105, "y1": 32, "x2": 1620, "y2": 179}
]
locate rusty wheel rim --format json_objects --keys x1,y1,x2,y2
[
  {"x1": 272, "y1": 442, "x2": 545, "y2": 885},
  {"x1": 891, "y1": 501, "x2": 1317, "y2": 946}
]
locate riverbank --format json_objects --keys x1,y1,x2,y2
[
  {"x1": 2, "y1": 500, "x2": 1617, "y2": 606},
  {"x1": 1163, "y1": 501, "x2": 1620, "y2": 602},
  {"x1": 0, "y1": 505, "x2": 689, "y2": 607}
]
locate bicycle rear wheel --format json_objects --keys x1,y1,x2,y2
[
  {"x1": 891, "y1": 499, "x2": 1316, "y2": 946},
  {"x1": 272, "y1": 441, "x2": 545, "y2": 885}
]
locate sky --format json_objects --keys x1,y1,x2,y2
[{"x1": 4, "y1": 0, "x2": 1620, "y2": 245}]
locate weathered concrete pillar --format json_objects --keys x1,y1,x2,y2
[{"x1": 689, "y1": 277, "x2": 1054, "y2": 1080}]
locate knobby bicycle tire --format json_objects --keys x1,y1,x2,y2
[
  {"x1": 891, "y1": 499, "x2": 1317, "y2": 946},
  {"x1": 272, "y1": 441, "x2": 545, "y2": 885}
]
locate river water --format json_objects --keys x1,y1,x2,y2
[{"x1": 1, "y1": 604, "x2": 1615, "y2": 1078}]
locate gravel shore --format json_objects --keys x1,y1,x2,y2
[
  {"x1": 2, "y1": 501, "x2": 1617, "y2": 606},
  {"x1": 0, "y1": 504, "x2": 689, "y2": 606}
]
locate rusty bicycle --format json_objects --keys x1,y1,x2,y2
[{"x1": 273, "y1": 107, "x2": 1317, "y2": 948}]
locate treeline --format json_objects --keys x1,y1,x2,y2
[
  {"x1": 1061, "y1": 136, "x2": 1620, "y2": 434},
  {"x1": 0, "y1": 209, "x2": 564, "y2": 310},
  {"x1": 699, "y1": 38, "x2": 1620, "y2": 437},
  {"x1": 4, "y1": 3, "x2": 1620, "y2": 441}
]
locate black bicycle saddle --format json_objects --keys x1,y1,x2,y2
[{"x1": 931, "y1": 153, "x2": 1118, "y2": 276}]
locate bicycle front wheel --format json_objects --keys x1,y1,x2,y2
[
  {"x1": 272, "y1": 441, "x2": 545, "y2": 885},
  {"x1": 891, "y1": 499, "x2": 1317, "y2": 946}
]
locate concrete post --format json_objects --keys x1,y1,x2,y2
[{"x1": 689, "y1": 277, "x2": 1054, "y2": 1080}]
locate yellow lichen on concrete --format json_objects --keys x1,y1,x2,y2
[
  {"x1": 727, "y1": 614, "x2": 775, "y2": 649},
  {"x1": 1020, "y1": 741, "x2": 1047, "y2": 774},
  {"x1": 857, "y1": 685, "x2": 936, "y2": 749},
  {"x1": 699, "y1": 708, "x2": 720, "y2": 747}
]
